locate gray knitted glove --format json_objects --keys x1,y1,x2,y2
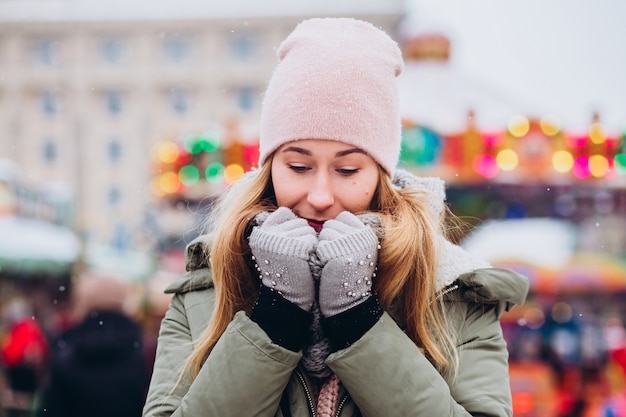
[
  {"x1": 317, "y1": 211, "x2": 380, "y2": 317},
  {"x1": 249, "y1": 207, "x2": 317, "y2": 311}
]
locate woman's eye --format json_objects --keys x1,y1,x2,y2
[
  {"x1": 337, "y1": 168, "x2": 359, "y2": 176},
  {"x1": 288, "y1": 164, "x2": 309, "y2": 173}
]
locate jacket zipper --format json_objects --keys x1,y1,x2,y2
[
  {"x1": 334, "y1": 393, "x2": 348, "y2": 417},
  {"x1": 294, "y1": 286, "x2": 459, "y2": 417},
  {"x1": 296, "y1": 369, "x2": 317, "y2": 417},
  {"x1": 436, "y1": 284, "x2": 459, "y2": 300}
]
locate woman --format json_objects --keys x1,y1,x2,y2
[{"x1": 143, "y1": 18, "x2": 529, "y2": 417}]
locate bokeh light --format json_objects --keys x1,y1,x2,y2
[
  {"x1": 178, "y1": 165, "x2": 200, "y2": 186},
  {"x1": 472, "y1": 154, "x2": 499, "y2": 178},
  {"x1": 614, "y1": 153, "x2": 626, "y2": 175},
  {"x1": 184, "y1": 131, "x2": 221, "y2": 154},
  {"x1": 588, "y1": 154, "x2": 609, "y2": 178},
  {"x1": 589, "y1": 122, "x2": 607, "y2": 144},
  {"x1": 508, "y1": 115, "x2": 530, "y2": 138},
  {"x1": 523, "y1": 306, "x2": 546, "y2": 330},
  {"x1": 481, "y1": 131, "x2": 505, "y2": 147},
  {"x1": 158, "y1": 172, "x2": 181, "y2": 194},
  {"x1": 496, "y1": 149, "x2": 518, "y2": 171},
  {"x1": 224, "y1": 163, "x2": 245, "y2": 184},
  {"x1": 552, "y1": 150, "x2": 574, "y2": 173},
  {"x1": 205, "y1": 162, "x2": 225, "y2": 184},
  {"x1": 572, "y1": 157, "x2": 591, "y2": 179},
  {"x1": 200, "y1": 131, "x2": 221, "y2": 152},
  {"x1": 539, "y1": 115, "x2": 561, "y2": 136},
  {"x1": 551, "y1": 302, "x2": 573, "y2": 324},
  {"x1": 156, "y1": 142, "x2": 179, "y2": 164}
]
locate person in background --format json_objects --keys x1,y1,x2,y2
[
  {"x1": 144, "y1": 17, "x2": 529, "y2": 417},
  {"x1": 39, "y1": 275, "x2": 148, "y2": 417},
  {"x1": 1, "y1": 296, "x2": 48, "y2": 417}
]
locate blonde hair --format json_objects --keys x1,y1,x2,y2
[
  {"x1": 372, "y1": 167, "x2": 457, "y2": 371},
  {"x1": 182, "y1": 160, "x2": 457, "y2": 379}
]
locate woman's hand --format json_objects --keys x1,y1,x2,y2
[
  {"x1": 249, "y1": 207, "x2": 317, "y2": 311},
  {"x1": 317, "y1": 211, "x2": 380, "y2": 317}
]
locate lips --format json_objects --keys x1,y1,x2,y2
[{"x1": 307, "y1": 219, "x2": 325, "y2": 233}]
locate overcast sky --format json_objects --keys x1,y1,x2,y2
[{"x1": 406, "y1": 0, "x2": 626, "y2": 134}]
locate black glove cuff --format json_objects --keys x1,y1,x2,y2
[
  {"x1": 250, "y1": 285, "x2": 313, "y2": 352},
  {"x1": 321, "y1": 296, "x2": 383, "y2": 352}
]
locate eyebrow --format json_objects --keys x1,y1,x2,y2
[{"x1": 281, "y1": 146, "x2": 367, "y2": 158}]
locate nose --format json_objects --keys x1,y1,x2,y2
[{"x1": 307, "y1": 172, "x2": 334, "y2": 211}]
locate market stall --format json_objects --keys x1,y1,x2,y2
[
  {"x1": 462, "y1": 217, "x2": 626, "y2": 294},
  {"x1": 0, "y1": 215, "x2": 81, "y2": 277}
]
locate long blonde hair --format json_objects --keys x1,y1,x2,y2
[{"x1": 182, "y1": 159, "x2": 457, "y2": 379}]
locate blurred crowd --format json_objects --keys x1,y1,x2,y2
[
  {"x1": 0, "y1": 273, "x2": 171, "y2": 417},
  {"x1": 504, "y1": 294, "x2": 626, "y2": 417}
]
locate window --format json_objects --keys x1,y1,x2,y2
[
  {"x1": 108, "y1": 186, "x2": 121, "y2": 206},
  {"x1": 162, "y1": 33, "x2": 190, "y2": 63},
  {"x1": 169, "y1": 88, "x2": 189, "y2": 115},
  {"x1": 43, "y1": 138, "x2": 57, "y2": 163},
  {"x1": 229, "y1": 32, "x2": 257, "y2": 61},
  {"x1": 33, "y1": 38, "x2": 60, "y2": 67},
  {"x1": 236, "y1": 87, "x2": 255, "y2": 112},
  {"x1": 111, "y1": 223, "x2": 127, "y2": 250},
  {"x1": 100, "y1": 37, "x2": 126, "y2": 65},
  {"x1": 105, "y1": 90, "x2": 123, "y2": 115},
  {"x1": 41, "y1": 90, "x2": 59, "y2": 115},
  {"x1": 108, "y1": 138, "x2": 122, "y2": 163}
]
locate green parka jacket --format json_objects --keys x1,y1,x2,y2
[{"x1": 143, "y1": 232, "x2": 529, "y2": 417}]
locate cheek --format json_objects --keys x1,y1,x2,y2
[
  {"x1": 272, "y1": 176, "x2": 301, "y2": 208},
  {"x1": 271, "y1": 164, "x2": 287, "y2": 206},
  {"x1": 273, "y1": 181, "x2": 288, "y2": 207},
  {"x1": 272, "y1": 170, "x2": 315, "y2": 209},
  {"x1": 344, "y1": 184, "x2": 375, "y2": 212},
  {"x1": 354, "y1": 173, "x2": 379, "y2": 210}
]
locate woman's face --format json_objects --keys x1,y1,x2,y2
[{"x1": 271, "y1": 139, "x2": 380, "y2": 230}]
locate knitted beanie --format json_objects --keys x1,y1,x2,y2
[{"x1": 259, "y1": 17, "x2": 404, "y2": 176}]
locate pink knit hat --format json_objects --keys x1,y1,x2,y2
[{"x1": 259, "y1": 18, "x2": 404, "y2": 176}]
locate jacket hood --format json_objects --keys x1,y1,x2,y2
[
  {"x1": 392, "y1": 168, "x2": 446, "y2": 219},
  {"x1": 164, "y1": 233, "x2": 215, "y2": 294},
  {"x1": 452, "y1": 267, "x2": 529, "y2": 311}
]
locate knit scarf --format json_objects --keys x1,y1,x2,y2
[
  {"x1": 301, "y1": 250, "x2": 338, "y2": 417},
  {"x1": 301, "y1": 251, "x2": 332, "y2": 378},
  {"x1": 300, "y1": 213, "x2": 383, "y2": 416}
]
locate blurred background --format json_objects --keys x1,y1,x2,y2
[{"x1": 0, "y1": 0, "x2": 625, "y2": 416}]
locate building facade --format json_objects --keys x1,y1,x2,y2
[{"x1": 0, "y1": 0, "x2": 406, "y2": 252}]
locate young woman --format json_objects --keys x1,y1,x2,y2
[{"x1": 143, "y1": 18, "x2": 529, "y2": 417}]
